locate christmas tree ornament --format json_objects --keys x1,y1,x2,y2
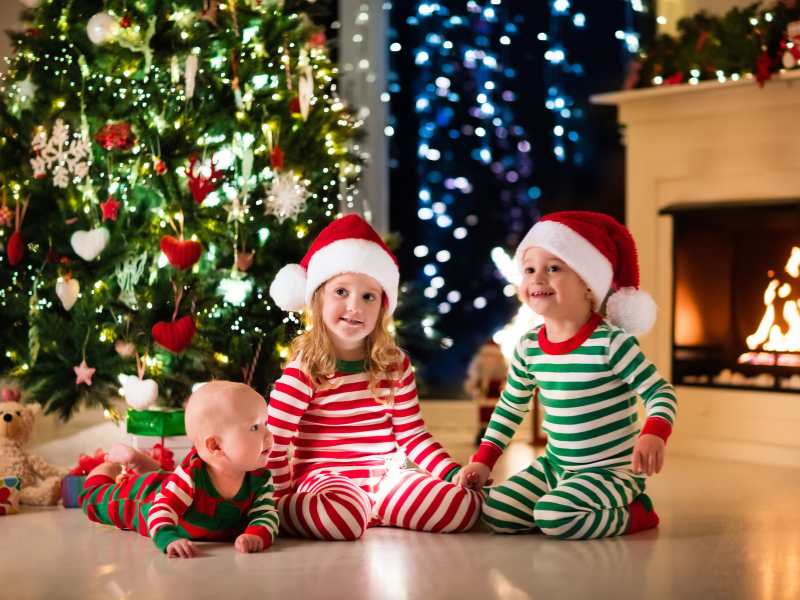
[
  {"x1": 160, "y1": 235, "x2": 202, "y2": 270},
  {"x1": 6, "y1": 196, "x2": 30, "y2": 267},
  {"x1": 73, "y1": 360, "x2": 96, "y2": 386},
  {"x1": 6, "y1": 231, "x2": 24, "y2": 266},
  {"x1": 186, "y1": 155, "x2": 224, "y2": 204},
  {"x1": 288, "y1": 96, "x2": 301, "y2": 115},
  {"x1": 154, "y1": 158, "x2": 167, "y2": 175},
  {"x1": 17, "y1": 75, "x2": 37, "y2": 104},
  {"x1": 115, "y1": 254, "x2": 148, "y2": 309},
  {"x1": 185, "y1": 54, "x2": 199, "y2": 99},
  {"x1": 70, "y1": 227, "x2": 110, "y2": 262},
  {"x1": 95, "y1": 122, "x2": 135, "y2": 151},
  {"x1": 235, "y1": 250, "x2": 254, "y2": 272},
  {"x1": 152, "y1": 315, "x2": 196, "y2": 354},
  {"x1": 119, "y1": 15, "x2": 132, "y2": 29},
  {"x1": 307, "y1": 30, "x2": 327, "y2": 49},
  {"x1": 55, "y1": 276, "x2": 80, "y2": 311},
  {"x1": 0, "y1": 205, "x2": 11, "y2": 227},
  {"x1": 264, "y1": 171, "x2": 308, "y2": 223},
  {"x1": 30, "y1": 119, "x2": 91, "y2": 188},
  {"x1": 298, "y1": 65, "x2": 314, "y2": 121},
  {"x1": 114, "y1": 340, "x2": 136, "y2": 358},
  {"x1": 118, "y1": 375, "x2": 158, "y2": 410},
  {"x1": 100, "y1": 197, "x2": 121, "y2": 222},
  {"x1": 86, "y1": 12, "x2": 118, "y2": 45},
  {"x1": 270, "y1": 145, "x2": 285, "y2": 170}
]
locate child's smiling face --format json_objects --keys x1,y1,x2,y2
[
  {"x1": 320, "y1": 272, "x2": 383, "y2": 357},
  {"x1": 520, "y1": 246, "x2": 592, "y2": 321}
]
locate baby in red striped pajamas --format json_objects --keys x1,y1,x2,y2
[
  {"x1": 80, "y1": 381, "x2": 279, "y2": 557},
  {"x1": 267, "y1": 214, "x2": 482, "y2": 540}
]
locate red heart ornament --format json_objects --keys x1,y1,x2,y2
[
  {"x1": 151, "y1": 315, "x2": 196, "y2": 353},
  {"x1": 7, "y1": 231, "x2": 24, "y2": 266},
  {"x1": 160, "y1": 235, "x2": 202, "y2": 270}
]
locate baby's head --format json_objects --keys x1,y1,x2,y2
[
  {"x1": 185, "y1": 381, "x2": 272, "y2": 472},
  {"x1": 515, "y1": 210, "x2": 657, "y2": 334}
]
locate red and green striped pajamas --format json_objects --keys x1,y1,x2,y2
[
  {"x1": 80, "y1": 449, "x2": 279, "y2": 552},
  {"x1": 267, "y1": 356, "x2": 481, "y2": 540},
  {"x1": 476, "y1": 315, "x2": 677, "y2": 539}
]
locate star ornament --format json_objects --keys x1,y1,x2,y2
[
  {"x1": 100, "y1": 196, "x2": 121, "y2": 222},
  {"x1": 74, "y1": 360, "x2": 96, "y2": 386}
]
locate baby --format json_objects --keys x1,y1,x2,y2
[{"x1": 80, "y1": 381, "x2": 278, "y2": 557}]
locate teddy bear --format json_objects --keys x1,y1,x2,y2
[{"x1": 0, "y1": 390, "x2": 65, "y2": 506}]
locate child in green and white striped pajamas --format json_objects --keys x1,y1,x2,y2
[{"x1": 455, "y1": 211, "x2": 677, "y2": 540}]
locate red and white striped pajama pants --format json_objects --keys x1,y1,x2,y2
[{"x1": 277, "y1": 469, "x2": 481, "y2": 540}]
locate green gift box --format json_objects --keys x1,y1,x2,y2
[{"x1": 126, "y1": 408, "x2": 186, "y2": 437}]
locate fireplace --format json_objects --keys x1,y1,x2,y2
[
  {"x1": 666, "y1": 201, "x2": 800, "y2": 392},
  {"x1": 594, "y1": 71, "x2": 800, "y2": 467}
]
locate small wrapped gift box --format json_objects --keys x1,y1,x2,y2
[
  {"x1": 0, "y1": 476, "x2": 21, "y2": 515},
  {"x1": 127, "y1": 408, "x2": 190, "y2": 465},
  {"x1": 61, "y1": 475, "x2": 86, "y2": 508}
]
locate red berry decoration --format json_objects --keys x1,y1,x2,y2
[
  {"x1": 152, "y1": 315, "x2": 196, "y2": 354},
  {"x1": 119, "y1": 15, "x2": 131, "y2": 28},
  {"x1": 160, "y1": 235, "x2": 202, "y2": 270},
  {"x1": 154, "y1": 159, "x2": 167, "y2": 175},
  {"x1": 7, "y1": 230, "x2": 24, "y2": 266}
]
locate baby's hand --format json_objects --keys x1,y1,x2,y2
[
  {"x1": 632, "y1": 434, "x2": 666, "y2": 476},
  {"x1": 235, "y1": 533, "x2": 265, "y2": 554},
  {"x1": 166, "y1": 539, "x2": 197, "y2": 559},
  {"x1": 452, "y1": 462, "x2": 491, "y2": 490}
]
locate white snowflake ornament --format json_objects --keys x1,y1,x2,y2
[
  {"x1": 264, "y1": 172, "x2": 308, "y2": 223},
  {"x1": 30, "y1": 119, "x2": 91, "y2": 189}
]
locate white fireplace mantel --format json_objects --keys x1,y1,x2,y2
[{"x1": 593, "y1": 72, "x2": 800, "y2": 468}]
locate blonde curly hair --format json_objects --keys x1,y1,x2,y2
[{"x1": 289, "y1": 285, "x2": 404, "y2": 404}]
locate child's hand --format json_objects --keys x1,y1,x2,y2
[
  {"x1": 452, "y1": 462, "x2": 491, "y2": 490},
  {"x1": 166, "y1": 539, "x2": 197, "y2": 559},
  {"x1": 632, "y1": 434, "x2": 666, "y2": 476},
  {"x1": 235, "y1": 533, "x2": 265, "y2": 554}
]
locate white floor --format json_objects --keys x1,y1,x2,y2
[{"x1": 4, "y1": 401, "x2": 800, "y2": 600}]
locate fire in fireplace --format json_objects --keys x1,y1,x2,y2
[{"x1": 666, "y1": 201, "x2": 800, "y2": 392}]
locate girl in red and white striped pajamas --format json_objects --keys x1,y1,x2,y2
[{"x1": 267, "y1": 214, "x2": 481, "y2": 540}]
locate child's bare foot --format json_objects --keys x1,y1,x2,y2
[{"x1": 106, "y1": 443, "x2": 161, "y2": 472}]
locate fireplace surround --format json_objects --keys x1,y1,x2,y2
[{"x1": 595, "y1": 71, "x2": 800, "y2": 467}]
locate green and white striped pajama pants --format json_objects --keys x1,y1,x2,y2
[{"x1": 483, "y1": 455, "x2": 646, "y2": 539}]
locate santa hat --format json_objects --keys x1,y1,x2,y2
[
  {"x1": 269, "y1": 214, "x2": 400, "y2": 313},
  {"x1": 514, "y1": 210, "x2": 657, "y2": 335}
]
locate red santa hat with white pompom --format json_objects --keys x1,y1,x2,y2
[
  {"x1": 269, "y1": 213, "x2": 400, "y2": 313},
  {"x1": 514, "y1": 210, "x2": 657, "y2": 335}
]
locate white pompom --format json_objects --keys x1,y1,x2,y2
[
  {"x1": 606, "y1": 287, "x2": 657, "y2": 335},
  {"x1": 269, "y1": 264, "x2": 307, "y2": 311}
]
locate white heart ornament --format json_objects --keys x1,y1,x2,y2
[
  {"x1": 70, "y1": 227, "x2": 110, "y2": 261},
  {"x1": 55, "y1": 278, "x2": 80, "y2": 311},
  {"x1": 119, "y1": 374, "x2": 158, "y2": 410}
]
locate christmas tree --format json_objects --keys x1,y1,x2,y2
[{"x1": 0, "y1": 0, "x2": 360, "y2": 420}]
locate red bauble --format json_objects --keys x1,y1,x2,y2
[
  {"x1": 160, "y1": 235, "x2": 202, "y2": 270},
  {"x1": 95, "y1": 122, "x2": 136, "y2": 151},
  {"x1": 7, "y1": 230, "x2": 24, "y2": 266},
  {"x1": 152, "y1": 315, "x2": 196, "y2": 354},
  {"x1": 154, "y1": 159, "x2": 167, "y2": 175},
  {"x1": 308, "y1": 31, "x2": 327, "y2": 48},
  {"x1": 119, "y1": 15, "x2": 131, "y2": 28},
  {"x1": 289, "y1": 97, "x2": 301, "y2": 114},
  {"x1": 270, "y1": 145, "x2": 285, "y2": 170}
]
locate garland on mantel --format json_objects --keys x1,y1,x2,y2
[{"x1": 631, "y1": 1, "x2": 800, "y2": 89}]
